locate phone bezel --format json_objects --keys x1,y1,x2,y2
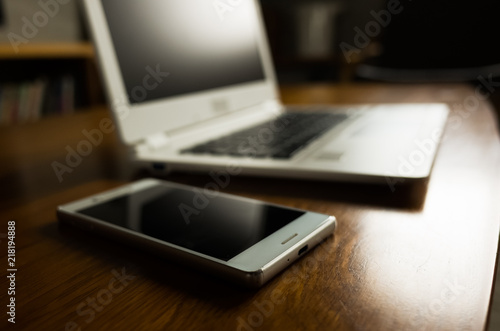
[{"x1": 57, "y1": 179, "x2": 336, "y2": 287}]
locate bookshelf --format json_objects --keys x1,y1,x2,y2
[
  {"x1": 0, "y1": 42, "x2": 104, "y2": 126},
  {"x1": 0, "y1": 42, "x2": 94, "y2": 59}
]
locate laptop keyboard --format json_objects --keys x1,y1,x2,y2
[{"x1": 181, "y1": 112, "x2": 348, "y2": 159}]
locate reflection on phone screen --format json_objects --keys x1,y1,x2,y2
[{"x1": 78, "y1": 184, "x2": 305, "y2": 261}]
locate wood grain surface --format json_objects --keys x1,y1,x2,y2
[{"x1": 1, "y1": 84, "x2": 499, "y2": 331}]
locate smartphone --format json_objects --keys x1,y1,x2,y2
[{"x1": 57, "y1": 178, "x2": 336, "y2": 288}]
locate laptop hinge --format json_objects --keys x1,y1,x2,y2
[
  {"x1": 264, "y1": 99, "x2": 282, "y2": 114},
  {"x1": 138, "y1": 132, "x2": 170, "y2": 152}
]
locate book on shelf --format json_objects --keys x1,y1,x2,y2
[{"x1": 0, "y1": 74, "x2": 76, "y2": 125}]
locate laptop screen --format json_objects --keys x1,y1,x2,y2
[{"x1": 101, "y1": 0, "x2": 266, "y2": 104}]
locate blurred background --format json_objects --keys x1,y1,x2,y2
[{"x1": 0, "y1": 0, "x2": 499, "y2": 125}]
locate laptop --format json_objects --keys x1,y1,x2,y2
[{"x1": 81, "y1": 0, "x2": 449, "y2": 184}]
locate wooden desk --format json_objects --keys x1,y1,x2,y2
[{"x1": 1, "y1": 84, "x2": 500, "y2": 330}]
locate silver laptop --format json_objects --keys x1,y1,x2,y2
[{"x1": 81, "y1": 0, "x2": 449, "y2": 184}]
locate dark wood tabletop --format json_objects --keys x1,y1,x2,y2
[{"x1": 1, "y1": 84, "x2": 500, "y2": 331}]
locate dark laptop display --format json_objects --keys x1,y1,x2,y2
[{"x1": 101, "y1": 0, "x2": 266, "y2": 104}]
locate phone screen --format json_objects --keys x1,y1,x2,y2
[{"x1": 77, "y1": 183, "x2": 305, "y2": 261}]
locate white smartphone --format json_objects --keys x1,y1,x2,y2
[{"x1": 57, "y1": 178, "x2": 336, "y2": 288}]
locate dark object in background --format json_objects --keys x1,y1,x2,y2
[
  {"x1": 355, "y1": 0, "x2": 500, "y2": 126},
  {"x1": 379, "y1": 0, "x2": 500, "y2": 70},
  {"x1": 0, "y1": 1, "x2": 5, "y2": 27},
  {"x1": 357, "y1": 0, "x2": 500, "y2": 82}
]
